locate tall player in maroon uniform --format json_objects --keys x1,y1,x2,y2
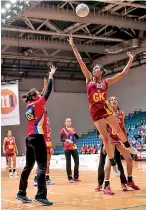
[
  {"x1": 68, "y1": 35, "x2": 138, "y2": 173},
  {"x1": 96, "y1": 96, "x2": 140, "y2": 195},
  {"x1": 16, "y1": 65, "x2": 56, "y2": 206},
  {"x1": 3, "y1": 130, "x2": 18, "y2": 177}
]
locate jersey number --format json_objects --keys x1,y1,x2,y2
[
  {"x1": 9, "y1": 145, "x2": 14, "y2": 149},
  {"x1": 25, "y1": 106, "x2": 35, "y2": 121}
]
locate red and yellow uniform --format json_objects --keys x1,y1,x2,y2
[
  {"x1": 5, "y1": 137, "x2": 15, "y2": 157},
  {"x1": 107, "y1": 110, "x2": 125, "y2": 145},
  {"x1": 60, "y1": 128, "x2": 77, "y2": 150},
  {"x1": 25, "y1": 96, "x2": 47, "y2": 136},
  {"x1": 86, "y1": 80, "x2": 113, "y2": 122},
  {"x1": 44, "y1": 118, "x2": 52, "y2": 154}
]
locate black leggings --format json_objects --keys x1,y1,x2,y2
[
  {"x1": 64, "y1": 149, "x2": 79, "y2": 180},
  {"x1": 98, "y1": 144, "x2": 127, "y2": 185},
  {"x1": 18, "y1": 134, "x2": 47, "y2": 199}
]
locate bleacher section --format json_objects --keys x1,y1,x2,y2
[{"x1": 55, "y1": 111, "x2": 146, "y2": 155}]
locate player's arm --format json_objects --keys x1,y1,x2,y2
[
  {"x1": 68, "y1": 35, "x2": 92, "y2": 81},
  {"x1": 3, "y1": 138, "x2": 6, "y2": 154},
  {"x1": 106, "y1": 52, "x2": 135, "y2": 86},
  {"x1": 71, "y1": 128, "x2": 79, "y2": 139},
  {"x1": 14, "y1": 138, "x2": 18, "y2": 155},
  {"x1": 41, "y1": 77, "x2": 47, "y2": 95},
  {"x1": 36, "y1": 65, "x2": 57, "y2": 106}
]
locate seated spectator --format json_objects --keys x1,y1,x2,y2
[
  {"x1": 93, "y1": 145, "x2": 97, "y2": 154},
  {"x1": 138, "y1": 141, "x2": 143, "y2": 149},
  {"x1": 90, "y1": 144, "x2": 94, "y2": 154},
  {"x1": 81, "y1": 144, "x2": 87, "y2": 154},
  {"x1": 131, "y1": 137, "x2": 137, "y2": 147},
  {"x1": 141, "y1": 134, "x2": 146, "y2": 144},
  {"x1": 86, "y1": 145, "x2": 91, "y2": 154}
]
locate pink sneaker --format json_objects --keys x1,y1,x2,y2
[
  {"x1": 73, "y1": 178, "x2": 81, "y2": 182},
  {"x1": 128, "y1": 181, "x2": 140, "y2": 190},
  {"x1": 95, "y1": 184, "x2": 102, "y2": 191},
  {"x1": 69, "y1": 179, "x2": 74, "y2": 183},
  {"x1": 104, "y1": 186, "x2": 114, "y2": 195},
  {"x1": 121, "y1": 183, "x2": 128, "y2": 191}
]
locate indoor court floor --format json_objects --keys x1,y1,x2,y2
[{"x1": 1, "y1": 161, "x2": 146, "y2": 210}]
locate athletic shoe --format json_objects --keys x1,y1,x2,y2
[
  {"x1": 121, "y1": 183, "x2": 128, "y2": 191},
  {"x1": 34, "y1": 198, "x2": 53, "y2": 206},
  {"x1": 69, "y1": 179, "x2": 74, "y2": 183},
  {"x1": 34, "y1": 180, "x2": 38, "y2": 186},
  {"x1": 104, "y1": 186, "x2": 114, "y2": 195},
  {"x1": 128, "y1": 181, "x2": 140, "y2": 190},
  {"x1": 9, "y1": 172, "x2": 13, "y2": 177},
  {"x1": 14, "y1": 171, "x2": 18, "y2": 176},
  {"x1": 73, "y1": 178, "x2": 81, "y2": 182},
  {"x1": 16, "y1": 194, "x2": 32, "y2": 203},
  {"x1": 46, "y1": 179, "x2": 55, "y2": 185},
  {"x1": 127, "y1": 146, "x2": 138, "y2": 155},
  {"x1": 95, "y1": 184, "x2": 102, "y2": 191},
  {"x1": 112, "y1": 165, "x2": 120, "y2": 176}
]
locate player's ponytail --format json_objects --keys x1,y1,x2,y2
[{"x1": 21, "y1": 88, "x2": 37, "y2": 103}]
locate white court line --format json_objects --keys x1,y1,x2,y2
[
  {"x1": 3, "y1": 208, "x2": 20, "y2": 210},
  {"x1": 1, "y1": 199, "x2": 34, "y2": 208},
  {"x1": 55, "y1": 194, "x2": 134, "y2": 205}
]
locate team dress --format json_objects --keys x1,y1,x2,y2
[
  {"x1": 45, "y1": 118, "x2": 52, "y2": 154},
  {"x1": 60, "y1": 128, "x2": 77, "y2": 150},
  {"x1": 25, "y1": 96, "x2": 47, "y2": 136},
  {"x1": 5, "y1": 137, "x2": 15, "y2": 157},
  {"x1": 86, "y1": 80, "x2": 113, "y2": 122},
  {"x1": 107, "y1": 110, "x2": 125, "y2": 146}
]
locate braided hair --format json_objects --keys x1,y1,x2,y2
[{"x1": 21, "y1": 88, "x2": 37, "y2": 103}]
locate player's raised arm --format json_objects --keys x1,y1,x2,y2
[
  {"x1": 68, "y1": 34, "x2": 92, "y2": 81},
  {"x1": 106, "y1": 52, "x2": 135, "y2": 86},
  {"x1": 41, "y1": 77, "x2": 47, "y2": 95}
]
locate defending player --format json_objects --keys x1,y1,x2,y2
[
  {"x1": 95, "y1": 96, "x2": 140, "y2": 194},
  {"x1": 33, "y1": 78, "x2": 54, "y2": 186}
]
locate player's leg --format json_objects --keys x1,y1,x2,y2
[
  {"x1": 105, "y1": 115, "x2": 138, "y2": 155},
  {"x1": 34, "y1": 168, "x2": 38, "y2": 186},
  {"x1": 94, "y1": 119, "x2": 119, "y2": 175},
  {"x1": 114, "y1": 147, "x2": 127, "y2": 191},
  {"x1": 95, "y1": 143, "x2": 107, "y2": 191},
  {"x1": 64, "y1": 150, "x2": 73, "y2": 182},
  {"x1": 116, "y1": 145, "x2": 140, "y2": 190},
  {"x1": 7, "y1": 156, "x2": 13, "y2": 177},
  {"x1": 16, "y1": 137, "x2": 35, "y2": 203},
  {"x1": 46, "y1": 152, "x2": 55, "y2": 185},
  {"x1": 12, "y1": 154, "x2": 18, "y2": 176},
  {"x1": 104, "y1": 146, "x2": 115, "y2": 195},
  {"x1": 6, "y1": 156, "x2": 8, "y2": 167},
  {"x1": 71, "y1": 149, "x2": 80, "y2": 182}
]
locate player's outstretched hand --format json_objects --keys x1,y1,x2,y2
[{"x1": 127, "y1": 52, "x2": 135, "y2": 60}]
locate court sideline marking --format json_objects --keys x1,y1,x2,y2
[{"x1": 113, "y1": 204, "x2": 146, "y2": 210}]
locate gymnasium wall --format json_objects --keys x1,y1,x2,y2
[{"x1": 1, "y1": 65, "x2": 146, "y2": 154}]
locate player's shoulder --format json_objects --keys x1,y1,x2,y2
[
  {"x1": 60, "y1": 128, "x2": 65, "y2": 134},
  {"x1": 4, "y1": 137, "x2": 7, "y2": 141}
]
